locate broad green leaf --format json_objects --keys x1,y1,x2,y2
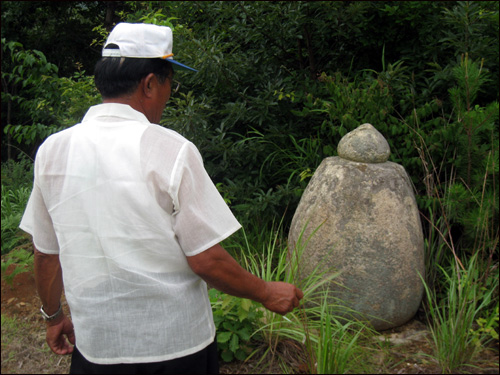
[{"x1": 217, "y1": 331, "x2": 232, "y2": 344}]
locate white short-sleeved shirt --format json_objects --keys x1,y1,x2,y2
[{"x1": 20, "y1": 103, "x2": 241, "y2": 364}]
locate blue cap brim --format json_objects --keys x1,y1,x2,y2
[{"x1": 168, "y1": 59, "x2": 197, "y2": 72}]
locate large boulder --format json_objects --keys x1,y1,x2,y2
[{"x1": 288, "y1": 124, "x2": 424, "y2": 330}]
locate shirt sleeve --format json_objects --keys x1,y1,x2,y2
[
  {"x1": 19, "y1": 178, "x2": 60, "y2": 254},
  {"x1": 170, "y1": 142, "x2": 241, "y2": 256}
]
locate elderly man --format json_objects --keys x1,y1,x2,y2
[{"x1": 20, "y1": 23, "x2": 303, "y2": 374}]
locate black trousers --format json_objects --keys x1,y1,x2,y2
[{"x1": 69, "y1": 341, "x2": 219, "y2": 374}]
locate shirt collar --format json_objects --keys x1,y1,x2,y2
[{"x1": 82, "y1": 103, "x2": 150, "y2": 124}]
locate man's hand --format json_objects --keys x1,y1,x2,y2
[
  {"x1": 261, "y1": 281, "x2": 304, "y2": 315},
  {"x1": 187, "y1": 244, "x2": 304, "y2": 315},
  {"x1": 46, "y1": 314, "x2": 75, "y2": 355},
  {"x1": 34, "y1": 246, "x2": 74, "y2": 354}
]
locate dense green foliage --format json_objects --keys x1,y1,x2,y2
[
  {"x1": 1, "y1": 1, "x2": 498, "y2": 371},
  {"x1": 209, "y1": 289, "x2": 260, "y2": 362},
  {"x1": 1, "y1": 157, "x2": 33, "y2": 255},
  {"x1": 1, "y1": 1, "x2": 114, "y2": 77}
]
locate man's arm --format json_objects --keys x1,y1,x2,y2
[
  {"x1": 34, "y1": 246, "x2": 75, "y2": 355},
  {"x1": 187, "y1": 243, "x2": 303, "y2": 315}
]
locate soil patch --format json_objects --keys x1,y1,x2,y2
[{"x1": 1, "y1": 262, "x2": 72, "y2": 374}]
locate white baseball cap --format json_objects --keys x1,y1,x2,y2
[{"x1": 102, "y1": 23, "x2": 197, "y2": 72}]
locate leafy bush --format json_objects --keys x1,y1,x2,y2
[
  {"x1": 2, "y1": 39, "x2": 61, "y2": 158},
  {"x1": 473, "y1": 304, "x2": 499, "y2": 344},
  {"x1": 1, "y1": 158, "x2": 33, "y2": 255},
  {"x1": 2, "y1": 39, "x2": 101, "y2": 161},
  {"x1": 411, "y1": 54, "x2": 498, "y2": 265},
  {"x1": 209, "y1": 289, "x2": 262, "y2": 362}
]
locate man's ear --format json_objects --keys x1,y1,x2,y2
[{"x1": 141, "y1": 73, "x2": 156, "y2": 98}]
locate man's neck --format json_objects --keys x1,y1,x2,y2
[{"x1": 102, "y1": 95, "x2": 149, "y2": 120}]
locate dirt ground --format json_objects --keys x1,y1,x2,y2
[{"x1": 1, "y1": 261, "x2": 498, "y2": 374}]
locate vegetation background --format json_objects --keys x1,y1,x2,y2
[{"x1": 1, "y1": 1, "x2": 498, "y2": 374}]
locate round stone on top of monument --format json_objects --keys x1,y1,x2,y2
[
  {"x1": 337, "y1": 123, "x2": 390, "y2": 163},
  {"x1": 288, "y1": 123, "x2": 424, "y2": 331}
]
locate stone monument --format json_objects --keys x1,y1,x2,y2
[{"x1": 288, "y1": 123, "x2": 424, "y2": 330}]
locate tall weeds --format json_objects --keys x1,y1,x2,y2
[
  {"x1": 421, "y1": 253, "x2": 499, "y2": 373},
  {"x1": 1, "y1": 185, "x2": 32, "y2": 255}
]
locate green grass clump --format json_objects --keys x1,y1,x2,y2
[{"x1": 421, "y1": 253, "x2": 499, "y2": 373}]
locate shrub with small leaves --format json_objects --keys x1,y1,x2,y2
[{"x1": 209, "y1": 289, "x2": 262, "y2": 362}]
